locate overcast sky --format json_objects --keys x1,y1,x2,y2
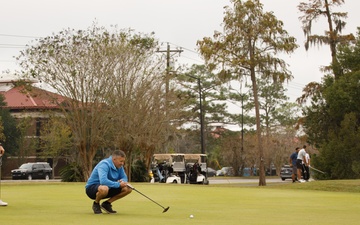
[{"x1": 1, "y1": 0, "x2": 359, "y2": 103}]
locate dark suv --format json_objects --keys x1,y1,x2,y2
[{"x1": 11, "y1": 162, "x2": 52, "y2": 180}]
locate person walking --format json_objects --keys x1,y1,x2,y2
[
  {"x1": 0, "y1": 143, "x2": 8, "y2": 206},
  {"x1": 296, "y1": 145, "x2": 309, "y2": 183},
  {"x1": 289, "y1": 147, "x2": 300, "y2": 183},
  {"x1": 85, "y1": 150, "x2": 132, "y2": 214}
]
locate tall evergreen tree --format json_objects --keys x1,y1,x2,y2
[{"x1": 197, "y1": 0, "x2": 297, "y2": 185}]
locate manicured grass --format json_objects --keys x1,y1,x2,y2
[{"x1": 1, "y1": 180, "x2": 360, "y2": 225}]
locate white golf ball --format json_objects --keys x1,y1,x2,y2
[{"x1": 190, "y1": 214, "x2": 194, "y2": 218}]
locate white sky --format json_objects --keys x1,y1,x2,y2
[{"x1": 1, "y1": 0, "x2": 359, "y2": 104}]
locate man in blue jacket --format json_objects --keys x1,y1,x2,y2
[
  {"x1": 289, "y1": 147, "x2": 299, "y2": 183},
  {"x1": 85, "y1": 150, "x2": 132, "y2": 214}
]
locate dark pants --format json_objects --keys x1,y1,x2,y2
[{"x1": 302, "y1": 165, "x2": 310, "y2": 180}]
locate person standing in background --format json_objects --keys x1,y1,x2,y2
[
  {"x1": 303, "y1": 147, "x2": 311, "y2": 181},
  {"x1": 297, "y1": 145, "x2": 308, "y2": 183},
  {"x1": 289, "y1": 147, "x2": 300, "y2": 183},
  {"x1": 0, "y1": 143, "x2": 8, "y2": 206}
]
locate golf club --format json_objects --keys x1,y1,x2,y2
[
  {"x1": 126, "y1": 184, "x2": 169, "y2": 213},
  {"x1": 309, "y1": 165, "x2": 326, "y2": 174}
]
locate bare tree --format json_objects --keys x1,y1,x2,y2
[
  {"x1": 16, "y1": 23, "x2": 169, "y2": 180},
  {"x1": 109, "y1": 56, "x2": 175, "y2": 179}
]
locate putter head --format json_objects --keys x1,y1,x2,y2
[{"x1": 163, "y1": 206, "x2": 170, "y2": 213}]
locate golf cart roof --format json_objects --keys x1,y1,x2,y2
[
  {"x1": 184, "y1": 154, "x2": 207, "y2": 160},
  {"x1": 152, "y1": 153, "x2": 185, "y2": 161},
  {"x1": 153, "y1": 153, "x2": 184, "y2": 157}
]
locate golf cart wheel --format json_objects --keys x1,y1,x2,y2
[{"x1": 172, "y1": 180, "x2": 178, "y2": 183}]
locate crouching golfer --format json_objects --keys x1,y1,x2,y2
[{"x1": 85, "y1": 150, "x2": 132, "y2": 214}]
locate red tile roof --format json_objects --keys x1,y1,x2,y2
[{"x1": 1, "y1": 85, "x2": 65, "y2": 110}]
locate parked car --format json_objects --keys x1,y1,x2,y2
[
  {"x1": 11, "y1": 162, "x2": 52, "y2": 180},
  {"x1": 205, "y1": 167, "x2": 217, "y2": 177},
  {"x1": 280, "y1": 165, "x2": 293, "y2": 181},
  {"x1": 216, "y1": 167, "x2": 234, "y2": 176},
  {"x1": 266, "y1": 165, "x2": 277, "y2": 176},
  {"x1": 242, "y1": 167, "x2": 257, "y2": 177}
]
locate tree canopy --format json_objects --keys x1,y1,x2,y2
[
  {"x1": 17, "y1": 23, "x2": 177, "y2": 180},
  {"x1": 303, "y1": 29, "x2": 360, "y2": 179}
]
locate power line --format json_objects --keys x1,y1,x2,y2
[
  {"x1": 0, "y1": 33, "x2": 40, "y2": 39},
  {"x1": 180, "y1": 54, "x2": 204, "y2": 64},
  {"x1": 169, "y1": 42, "x2": 198, "y2": 54},
  {"x1": 0, "y1": 44, "x2": 26, "y2": 49}
]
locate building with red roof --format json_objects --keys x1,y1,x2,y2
[
  {"x1": 0, "y1": 79, "x2": 67, "y2": 178},
  {"x1": 0, "y1": 80, "x2": 65, "y2": 117}
]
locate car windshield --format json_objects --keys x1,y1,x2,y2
[{"x1": 19, "y1": 164, "x2": 32, "y2": 169}]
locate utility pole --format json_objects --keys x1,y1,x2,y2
[
  {"x1": 157, "y1": 43, "x2": 183, "y2": 99},
  {"x1": 198, "y1": 78, "x2": 205, "y2": 155},
  {"x1": 157, "y1": 43, "x2": 183, "y2": 152},
  {"x1": 158, "y1": 43, "x2": 205, "y2": 154},
  {"x1": 185, "y1": 74, "x2": 205, "y2": 155}
]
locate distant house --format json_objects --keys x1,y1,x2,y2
[
  {"x1": 0, "y1": 80, "x2": 65, "y2": 117},
  {"x1": 0, "y1": 79, "x2": 67, "y2": 178},
  {"x1": 0, "y1": 79, "x2": 65, "y2": 144}
]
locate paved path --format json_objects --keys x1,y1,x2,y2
[{"x1": 208, "y1": 177, "x2": 289, "y2": 185}]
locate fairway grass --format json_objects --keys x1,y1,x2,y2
[{"x1": 1, "y1": 180, "x2": 360, "y2": 225}]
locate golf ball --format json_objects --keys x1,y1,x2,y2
[{"x1": 190, "y1": 215, "x2": 194, "y2": 218}]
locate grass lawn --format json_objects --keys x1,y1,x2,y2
[{"x1": 1, "y1": 179, "x2": 360, "y2": 225}]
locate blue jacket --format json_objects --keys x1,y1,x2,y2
[{"x1": 85, "y1": 156, "x2": 128, "y2": 189}]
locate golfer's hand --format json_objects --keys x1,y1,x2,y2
[{"x1": 118, "y1": 180, "x2": 127, "y2": 188}]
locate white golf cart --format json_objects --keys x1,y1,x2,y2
[
  {"x1": 184, "y1": 154, "x2": 209, "y2": 185},
  {"x1": 150, "y1": 154, "x2": 182, "y2": 184}
]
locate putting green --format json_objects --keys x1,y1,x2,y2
[{"x1": 0, "y1": 181, "x2": 359, "y2": 225}]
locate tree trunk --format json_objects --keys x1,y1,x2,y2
[{"x1": 251, "y1": 69, "x2": 266, "y2": 186}]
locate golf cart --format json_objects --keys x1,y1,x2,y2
[
  {"x1": 150, "y1": 154, "x2": 182, "y2": 184},
  {"x1": 184, "y1": 154, "x2": 209, "y2": 184}
]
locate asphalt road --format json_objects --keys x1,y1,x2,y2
[{"x1": 208, "y1": 177, "x2": 289, "y2": 185}]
